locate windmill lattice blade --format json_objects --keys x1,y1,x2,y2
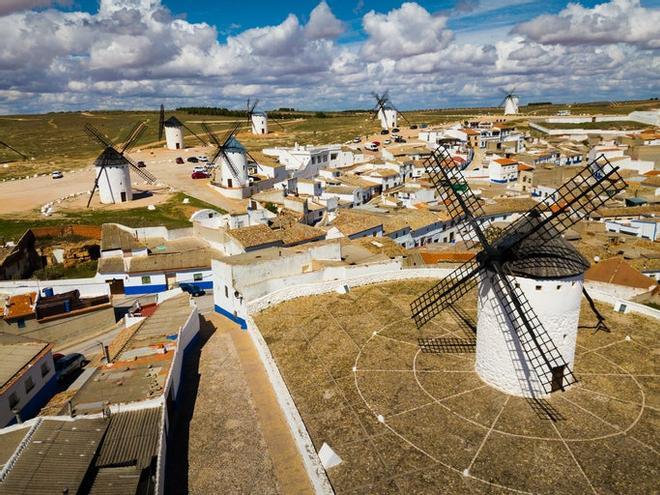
[
  {"x1": 0, "y1": 140, "x2": 28, "y2": 160},
  {"x1": 424, "y1": 147, "x2": 491, "y2": 245},
  {"x1": 86, "y1": 167, "x2": 104, "y2": 208},
  {"x1": 121, "y1": 121, "x2": 147, "y2": 154},
  {"x1": 84, "y1": 124, "x2": 115, "y2": 149},
  {"x1": 158, "y1": 104, "x2": 165, "y2": 141},
  {"x1": 201, "y1": 122, "x2": 221, "y2": 147},
  {"x1": 490, "y1": 266, "x2": 577, "y2": 394},
  {"x1": 221, "y1": 122, "x2": 241, "y2": 148},
  {"x1": 219, "y1": 149, "x2": 241, "y2": 181},
  {"x1": 494, "y1": 157, "x2": 626, "y2": 252},
  {"x1": 181, "y1": 123, "x2": 207, "y2": 146},
  {"x1": 410, "y1": 258, "x2": 482, "y2": 328},
  {"x1": 122, "y1": 153, "x2": 157, "y2": 183}
]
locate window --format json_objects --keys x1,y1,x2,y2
[
  {"x1": 24, "y1": 376, "x2": 34, "y2": 394},
  {"x1": 193, "y1": 273, "x2": 203, "y2": 282},
  {"x1": 141, "y1": 276, "x2": 151, "y2": 285},
  {"x1": 41, "y1": 362, "x2": 50, "y2": 377},
  {"x1": 225, "y1": 285, "x2": 229, "y2": 298},
  {"x1": 8, "y1": 392, "x2": 19, "y2": 409},
  {"x1": 17, "y1": 318, "x2": 25, "y2": 329},
  {"x1": 535, "y1": 285, "x2": 542, "y2": 291}
]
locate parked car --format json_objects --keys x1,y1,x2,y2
[
  {"x1": 420, "y1": 123, "x2": 428, "y2": 129},
  {"x1": 192, "y1": 165, "x2": 207, "y2": 173},
  {"x1": 191, "y1": 171, "x2": 210, "y2": 179},
  {"x1": 365, "y1": 143, "x2": 378, "y2": 152},
  {"x1": 384, "y1": 139, "x2": 391, "y2": 145},
  {"x1": 51, "y1": 170, "x2": 63, "y2": 179},
  {"x1": 372, "y1": 141, "x2": 381, "y2": 146},
  {"x1": 187, "y1": 156, "x2": 199, "y2": 163},
  {"x1": 410, "y1": 124, "x2": 418, "y2": 130},
  {"x1": 394, "y1": 136, "x2": 406, "y2": 143},
  {"x1": 380, "y1": 129, "x2": 389, "y2": 135},
  {"x1": 179, "y1": 283, "x2": 205, "y2": 297},
  {"x1": 353, "y1": 137, "x2": 361, "y2": 143},
  {"x1": 55, "y1": 353, "x2": 85, "y2": 381},
  {"x1": 391, "y1": 128, "x2": 400, "y2": 134},
  {"x1": 136, "y1": 161, "x2": 146, "y2": 167},
  {"x1": 197, "y1": 155, "x2": 208, "y2": 162},
  {"x1": 176, "y1": 157, "x2": 184, "y2": 164}
]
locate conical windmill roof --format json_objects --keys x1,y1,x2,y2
[
  {"x1": 94, "y1": 147, "x2": 130, "y2": 168},
  {"x1": 163, "y1": 116, "x2": 183, "y2": 128},
  {"x1": 498, "y1": 213, "x2": 589, "y2": 279},
  {"x1": 225, "y1": 136, "x2": 245, "y2": 152}
]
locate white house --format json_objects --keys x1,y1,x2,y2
[
  {"x1": 489, "y1": 157, "x2": 519, "y2": 183},
  {"x1": 605, "y1": 218, "x2": 660, "y2": 241}
]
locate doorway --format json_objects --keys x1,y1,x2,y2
[
  {"x1": 109, "y1": 279, "x2": 125, "y2": 295},
  {"x1": 550, "y1": 365, "x2": 565, "y2": 392},
  {"x1": 227, "y1": 178, "x2": 233, "y2": 188},
  {"x1": 120, "y1": 192, "x2": 126, "y2": 202}
]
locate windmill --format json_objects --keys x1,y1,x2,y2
[
  {"x1": 500, "y1": 88, "x2": 520, "y2": 115},
  {"x1": 202, "y1": 122, "x2": 260, "y2": 190},
  {"x1": 370, "y1": 91, "x2": 411, "y2": 131},
  {"x1": 157, "y1": 104, "x2": 207, "y2": 150},
  {"x1": 0, "y1": 139, "x2": 28, "y2": 162},
  {"x1": 84, "y1": 122, "x2": 158, "y2": 207},
  {"x1": 246, "y1": 98, "x2": 285, "y2": 134},
  {"x1": 410, "y1": 148, "x2": 626, "y2": 397}
]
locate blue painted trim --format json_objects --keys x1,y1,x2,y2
[
  {"x1": 124, "y1": 284, "x2": 168, "y2": 295},
  {"x1": 214, "y1": 304, "x2": 247, "y2": 329},
  {"x1": 490, "y1": 178, "x2": 507, "y2": 183},
  {"x1": 6, "y1": 375, "x2": 58, "y2": 426}
]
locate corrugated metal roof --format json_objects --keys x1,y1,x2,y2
[
  {"x1": 0, "y1": 418, "x2": 107, "y2": 495},
  {"x1": 88, "y1": 466, "x2": 141, "y2": 495},
  {"x1": 0, "y1": 340, "x2": 49, "y2": 391}
]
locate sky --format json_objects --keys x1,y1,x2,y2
[{"x1": 0, "y1": 0, "x2": 658, "y2": 114}]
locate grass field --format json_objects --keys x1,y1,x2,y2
[
  {"x1": 1, "y1": 99, "x2": 655, "y2": 179},
  {"x1": 0, "y1": 192, "x2": 222, "y2": 242}
]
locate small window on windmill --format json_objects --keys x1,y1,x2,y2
[
  {"x1": 556, "y1": 285, "x2": 561, "y2": 290},
  {"x1": 535, "y1": 285, "x2": 542, "y2": 291}
]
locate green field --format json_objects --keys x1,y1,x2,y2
[
  {"x1": 0, "y1": 98, "x2": 656, "y2": 179},
  {"x1": 0, "y1": 192, "x2": 223, "y2": 242}
]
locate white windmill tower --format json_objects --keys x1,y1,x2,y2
[
  {"x1": 84, "y1": 122, "x2": 158, "y2": 206},
  {"x1": 158, "y1": 104, "x2": 207, "y2": 150},
  {"x1": 500, "y1": 88, "x2": 520, "y2": 115},
  {"x1": 202, "y1": 122, "x2": 261, "y2": 196},
  {"x1": 371, "y1": 91, "x2": 411, "y2": 131},
  {"x1": 246, "y1": 98, "x2": 268, "y2": 135},
  {"x1": 411, "y1": 148, "x2": 627, "y2": 398}
]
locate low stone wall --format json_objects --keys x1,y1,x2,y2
[{"x1": 587, "y1": 286, "x2": 660, "y2": 320}]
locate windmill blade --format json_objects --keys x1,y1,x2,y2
[
  {"x1": 120, "y1": 121, "x2": 147, "y2": 154},
  {"x1": 181, "y1": 123, "x2": 207, "y2": 146},
  {"x1": 389, "y1": 102, "x2": 411, "y2": 125},
  {"x1": 0, "y1": 140, "x2": 28, "y2": 160},
  {"x1": 122, "y1": 152, "x2": 157, "y2": 183},
  {"x1": 489, "y1": 264, "x2": 577, "y2": 394},
  {"x1": 218, "y1": 148, "x2": 241, "y2": 181},
  {"x1": 84, "y1": 123, "x2": 115, "y2": 149},
  {"x1": 201, "y1": 122, "x2": 222, "y2": 147},
  {"x1": 498, "y1": 96, "x2": 508, "y2": 107},
  {"x1": 87, "y1": 166, "x2": 105, "y2": 208},
  {"x1": 272, "y1": 118, "x2": 286, "y2": 131},
  {"x1": 220, "y1": 122, "x2": 242, "y2": 148},
  {"x1": 493, "y1": 156, "x2": 626, "y2": 254},
  {"x1": 250, "y1": 99, "x2": 259, "y2": 114},
  {"x1": 158, "y1": 104, "x2": 165, "y2": 141},
  {"x1": 411, "y1": 258, "x2": 483, "y2": 328},
  {"x1": 423, "y1": 147, "x2": 490, "y2": 244}
]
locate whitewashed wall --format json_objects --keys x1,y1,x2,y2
[{"x1": 0, "y1": 278, "x2": 110, "y2": 297}]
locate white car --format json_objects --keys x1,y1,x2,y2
[
  {"x1": 197, "y1": 155, "x2": 208, "y2": 162},
  {"x1": 51, "y1": 171, "x2": 63, "y2": 179},
  {"x1": 365, "y1": 143, "x2": 378, "y2": 152},
  {"x1": 192, "y1": 165, "x2": 207, "y2": 174},
  {"x1": 384, "y1": 139, "x2": 391, "y2": 145}
]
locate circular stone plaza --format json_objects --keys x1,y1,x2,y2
[{"x1": 253, "y1": 280, "x2": 658, "y2": 495}]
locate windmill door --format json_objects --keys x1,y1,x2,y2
[
  {"x1": 120, "y1": 192, "x2": 126, "y2": 202},
  {"x1": 550, "y1": 365, "x2": 565, "y2": 392}
]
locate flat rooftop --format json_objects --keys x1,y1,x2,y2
[{"x1": 0, "y1": 334, "x2": 50, "y2": 392}]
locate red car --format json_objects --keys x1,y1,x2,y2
[
  {"x1": 191, "y1": 171, "x2": 210, "y2": 179},
  {"x1": 372, "y1": 141, "x2": 381, "y2": 146}
]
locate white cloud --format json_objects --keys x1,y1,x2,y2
[
  {"x1": 304, "y1": 1, "x2": 345, "y2": 40},
  {"x1": 514, "y1": 0, "x2": 660, "y2": 49},
  {"x1": 361, "y1": 3, "x2": 453, "y2": 61},
  {"x1": 0, "y1": 0, "x2": 58, "y2": 16},
  {"x1": 0, "y1": 0, "x2": 656, "y2": 114}
]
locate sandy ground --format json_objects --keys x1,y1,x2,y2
[
  {"x1": 255, "y1": 280, "x2": 659, "y2": 494},
  {"x1": 166, "y1": 314, "x2": 313, "y2": 495},
  {"x1": 0, "y1": 145, "x2": 247, "y2": 215}
]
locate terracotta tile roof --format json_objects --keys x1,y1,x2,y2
[
  {"x1": 332, "y1": 210, "x2": 383, "y2": 237},
  {"x1": 585, "y1": 257, "x2": 656, "y2": 289},
  {"x1": 494, "y1": 158, "x2": 518, "y2": 166},
  {"x1": 462, "y1": 128, "x2": 480, "y2": 136},
  {"x1": 101, "y1": 224, "x2": 145, "y2": 252},
  {"x1": 228, "y1": 224, "x2": 282, "y2": 249},
  {"x1": 277, "y1": 223, "x2": 326, "y2": 246},
  {"x1": 518, "y1": 163, "x2": 534, "y2": 171}
]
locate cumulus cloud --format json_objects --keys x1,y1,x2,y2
[
  {"x1": 0, "y1": 0, "x2": 59, "y2": 16},
  {"x1": 304, "y1": 1, "x2": 345, "y2": 39},
  {"x1": 0, "y1": 0, "x2": 656, "y2": 114},
  {"x1": 514, "y1": 0, "x2": 660, "y2": 49},
  {"x1": 361, "y1": 2, "x2": 453, "y2": 61}
]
